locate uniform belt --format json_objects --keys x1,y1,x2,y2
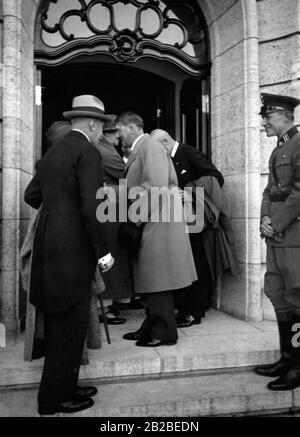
[{"x1": 269, "y1": 193, "x2": 289, "y2": 202}]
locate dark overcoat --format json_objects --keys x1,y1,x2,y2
[{"x1": 24, "y1": 131, "x2": 108, "y2": 314}]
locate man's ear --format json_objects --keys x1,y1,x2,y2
[
  {"x1": 89, "y1": 119, "x2": 96, "y2": 132},
  {"x1": 90, "y1": 119, "x2": 103, "y2": 132},
  {"x1": 129, "y1": 123, "x2": 137, "y2": 136}
]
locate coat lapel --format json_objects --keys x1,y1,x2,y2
[
  {"x1": 124, "y1": 134, "x2": 147, "y2": 174},
  {"x1": 174, "y1": 143, "x2": 184, "y2": 160}
]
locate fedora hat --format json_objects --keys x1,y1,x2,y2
[
  {"x1": 63, "y1": 95, "x2": 111, "y2": 121},
  {"x1": 103, "y1": 115, "x2": 118, "y2": 133}
]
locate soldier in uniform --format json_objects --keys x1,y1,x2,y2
[{"x1": 255, "y1": 93, "x2": 300, "y2": 390}]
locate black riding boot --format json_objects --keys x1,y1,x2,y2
[
  {"x1": 255, "y1": 318, "x2": 293, "y2": 377},
  {"x1": 268, "y1": 314, "x2": 300, "y2": 390}
]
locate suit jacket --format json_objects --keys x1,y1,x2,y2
[
  {"x1": 96, "y1": 140, "x2": 125, "y2": 187},
  {"x1": 24, "y1": 131, "x2": 108, "y2": 314},
  {"x1": 172, "y1": 143, "x2": 224, "y2": 190},
  {"x1": 124, "y1": 134, "x2": 197, "y2": 293},
  {"x1": 96, "y1": 139, "x2": 132, "y2": 299},
  {"x1": 261, "y1": 128, "x2": 300, "y2": 246},
  {"x1": 172, "y1": 144, "x2": 238, "y2": 280}
]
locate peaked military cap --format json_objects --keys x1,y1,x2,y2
[{"x1": 259, "y1": 93, "x2": 300, "y2": 116}]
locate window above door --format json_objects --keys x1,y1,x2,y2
[{"x1": 36, "y1": 0, "x2": 209, "y2": 74}]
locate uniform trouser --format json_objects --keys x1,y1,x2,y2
[
  {"x1": 142, "y1": 291, "x2": 178, "y2": 343},
  {"x1": 38, "y1": 291, "x2": 91, "y2": 406},
  {"x1": 265, "y1": 245, "x2": 300, "y2": 319},
  {"x1": 174, "y1": 232, "x2": 212, "y2": 319}
]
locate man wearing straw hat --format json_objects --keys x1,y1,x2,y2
[{"x1": 25, "y1": 95, "x2": 114, "y2": 415}]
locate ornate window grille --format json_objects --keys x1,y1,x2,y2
[{"x1": 35, "y1": 0, "x2": 209, "y2": 74}]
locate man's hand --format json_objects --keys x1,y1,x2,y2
[
  {"x1": 260, "y1": 216, "x2": 275, "y2": 238},
  {"x1": 98, "y1": 255, "x2": 115, "y2": 273},
  {"x1": 179, "y1": 189, "x2": 192, "y2": 202}
]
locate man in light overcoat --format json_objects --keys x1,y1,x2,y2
[{"x1": 116, "y1": 111, "x2": 197, "y2": 347}]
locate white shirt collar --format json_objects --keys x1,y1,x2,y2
[
  {"x1": 131, "y1": 134, "x2": 144, "y2": 152},
  {"x1": 171, "y1": 141, "x2": 179, "y2": 158},
  {"x1": 72, "y1": 129, "x2": 90, "y2": 143}
]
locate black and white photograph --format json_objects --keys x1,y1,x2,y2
[{"x1": 0, "y1": 0, "x2": 300, "y2": 422}]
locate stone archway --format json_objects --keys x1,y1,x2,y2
[
  {"x1": 0, "y1": 0, "x2": 261, "y2": 336},
  {"x1": 198, "y1": 0, "x2": 262, "y2": 322}
]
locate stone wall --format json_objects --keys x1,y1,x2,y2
[
  {"x1": 0, "y1": 1, "x2": 3, "y2": 326},
  {"x1": 0, "y1": 0, "x2": 37, "y2": 334},
  {"x1": 199, "y1": 0, "x2": 262, "y2": 322},
  {"x1": 258, "y1": 0, "x2": 300, "y2": 320}
]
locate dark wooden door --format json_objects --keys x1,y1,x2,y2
[
  {"x1": 180, "y1": 77, "x2": 210, "y2": 157},
  {"x1": 41, "y1": 63, "x2": 174, "y2": 154}
]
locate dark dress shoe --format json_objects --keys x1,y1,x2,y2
[
  {"x1": 135, "y1": 338, "x2": 177, "y2": 347},
  {"x1": 128, "y1": 298, "x2": 144, "y2": 309},
  {"x1": 267, "y1": 369, "x2": 300, "y2": 391},
  {"x1": 254, "y1": 356, "x2": 291, "y2": 377},
  {"x1": 73, "y1": 386, "x2": 97, "y2": 401},
  {"x1": 111, "y1": 299, "x2": 144, "y2": 311},
  {"x1": 99, "y1": 310, "x2": 126, "y2": 325},
  {"x1": 176, "y1": 315, "x2": 201, "y2": 328},
  {"x1": 122, "y1": 328, "x2": 144, "y2": 340},
  {"x1": 38, "y1": 397, "x2": 94, "y2": 415},
  {"x1": 110, "y1": 302, "x2": 131, "y2": 311}
]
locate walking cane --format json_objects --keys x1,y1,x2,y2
[{"x1": 97, "y1": 265, "x2": 111, "y2": 345}]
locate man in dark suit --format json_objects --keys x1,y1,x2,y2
[
  {"x1": 96, "y1": 115, "x2": 133, "y2": 324},
  {"x1": 151, "y1": 129, "x2": 224, "y2": 327},
  {"x1": 24, "y1": 95, "x2": 114, "y2": 415}
]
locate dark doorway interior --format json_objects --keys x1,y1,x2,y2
[{"x1": 41, "y1": 63, "x2": 175, "y2": 154}]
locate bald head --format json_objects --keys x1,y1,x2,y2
[{"x1": 150, "y1": 129, "x2": 176, "y2": 154}]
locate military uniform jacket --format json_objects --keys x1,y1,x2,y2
[{"x1": 261, "y1": 127, "x2": 300, "y2": 246}]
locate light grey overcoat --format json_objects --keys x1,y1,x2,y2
[{"x1": 125, "y1": 134, "x2": 197, "y2": 293}]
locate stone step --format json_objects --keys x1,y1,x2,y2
[
  {"x1": 0, "y1": 330, "x2": 279, "y2": 388},
  {"x1": 1, "y1": 369, "x2": 300, "y2": 417},
  {"x1": 0, "y1": 309, "x2": 280, "y2": 388}
]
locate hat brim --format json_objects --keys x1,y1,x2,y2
[
  {"x1": 103, "y1": 128, "x2": 119, "y2": 133},
  {"x1": 63, "y1": 110, "x2": 112, "y2": 121}
]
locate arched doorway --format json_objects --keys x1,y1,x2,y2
[
  {"x1": 34, "y1": 0, "x2": 211, "y2": 156},
  {"x1": 0, "y1": 0, "x2": 263, "y2": 336}
]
